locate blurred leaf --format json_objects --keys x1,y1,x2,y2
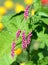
[
  {"x1": 25, "y1": 61, "x2": 33, "y2": 65},
  {"x1": 38, "y1": 53, "x2": 44, "y2": 60},
  {"x1": 0, "y1": 12, "x2": 31, "y2": 65},
  {"x1": 41, "y1": 18, "x2": 48, "y2": 25},
  {"x1": 37, "y1": 32, "x2": 48, "y2": 48},
  {"x1": 16, "y1": 50, "x2": 28, "y2": 63},
  {"x1": 38, "y1": 56, "x2": 48, "y2": 65}
]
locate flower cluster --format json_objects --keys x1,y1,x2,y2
[
  {"x1": 11, "y1": 30, "x2": 32, "y2": 57},
  {"x1": 11, "y1": 30, "x2": 21, "y2": 57},
  {"x1": 22, "y1": 32, "x2": 32, "y2": 49}
]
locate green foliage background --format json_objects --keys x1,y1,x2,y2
[{"x1": 0, "y1": 0, "x2": 48, "y2": 65}]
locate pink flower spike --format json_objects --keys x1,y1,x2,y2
[
  {"x1": 22, "y1": 31, "x2": 32, "y2": 49},
  {"x1": 16, "y1": 30, "x2": 21, "y2": 39},
  {"x1": 12, "y1": 41, "x2": 16, "y2": 48},
  {"x1": 27, "y1": 32, "x2": 32, "y2": 44},
  {"x1": 11, "y1": 41, "x2": 16, "y2": 58},
  {"x1": 24, "y1": 5, "x2": 30, "y2": 19},
  {"x1": 22, "y1": 39, "x2": 27, "y2": 49},
  {"x1": 22, "y1": 32, "x2": 28, "y2": 49}
]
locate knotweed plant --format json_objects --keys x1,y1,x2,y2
[
  {"x1": 0, "y1": 0, "x2": 48, "y2": 65},
  {"x1": 11, "y1": 30, "x2": 32, "y2": 57},
  {"x1": 10, "y1": 0, "x2": 48, "y2": 65}
]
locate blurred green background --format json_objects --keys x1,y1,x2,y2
[{"x1": 0, "y1": 0, "x2": 25, "y2": 15}]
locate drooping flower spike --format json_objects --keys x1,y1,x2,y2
[
  {"x1": 24, "y1": 5, "x2": 30, "y2": 19},
  {"x1": 22, "y1": 32, "x2": 32, "y2": 49},
  {"x1": 22, "y1": 32, "x2": 27, "y2": 49},
  {"x1": 11, "y1": 41, "x2": 22, "y2": 57},
  {"x1": 11, "y1": 30, "x2": 32, "y2": 57},
  {"x1": 27, "y1": 32, "x2": 32, "y2": 44},
  {"x1": 11, "y1": 41, "x2": 16, "y2": 58}
]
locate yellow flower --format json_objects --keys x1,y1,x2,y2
[
  {"x1": 14, "y1": 48, "x2": 22, "y2": 55},
  {"x1": 0, "y1": 22, "x2": 4, "y2": 31},
  {"x1": 0, "y1": 6, "x2": 6, "y2": 15},
  {"x1": 24, "y1": 0, "x2": 33, "y2": 5},
  {"x1": 31, "y1": 9, "x2": 35, "y2": 16},
  {"x1": 4, "y1": 1, "x2": 14, "y2": 9},
  {"x1": 15, "y1": 3, "x2": 25, "y2": 13},
  {"x1": 20, "y1": 63, "x2": 25, "y2": 65}
]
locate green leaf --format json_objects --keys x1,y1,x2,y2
[
  {"x1": 41, "y1": 18, "x2": 48, "y2": 25},
  {"x1": 38, "y1": 53, "x2": 44, "y2": 60},
  {"x1": 37, "y1": 32, "x2": 48, "y2": 48},
  {"x1": 25, "y1": 61, "x2": 33, "y2": 65},
  {"x1": 41, "y1": 6, "x2": 48, "y2": 14},
  {"x1": 38, "y1": 56, "x2": 48, "y2": 65},
  {"x1": 0, "y1": 12, "x2": 31, "y2": 65},
  {"x1": 16, "y1": 50, "x2": 28, "y2": 63}
]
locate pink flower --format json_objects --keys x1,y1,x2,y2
[
  {"x1": 24, "y1": 5, "x2": 30, "y2": 19},
  {"x1": 27, "y1": 32, "x2": 32, "y2": 44},
  {"x1": 11, "y1": 41, "x2": 16, "y2": 58},
  {"x1": 22, "y1": 32, "x2": 32, "y2": 49},
  {"x1": 16, "y1": 30, "x2": 21, "y2": 39},
  {"x1": 22, "y1": 32, "x2": 27, "y2": 49}
]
